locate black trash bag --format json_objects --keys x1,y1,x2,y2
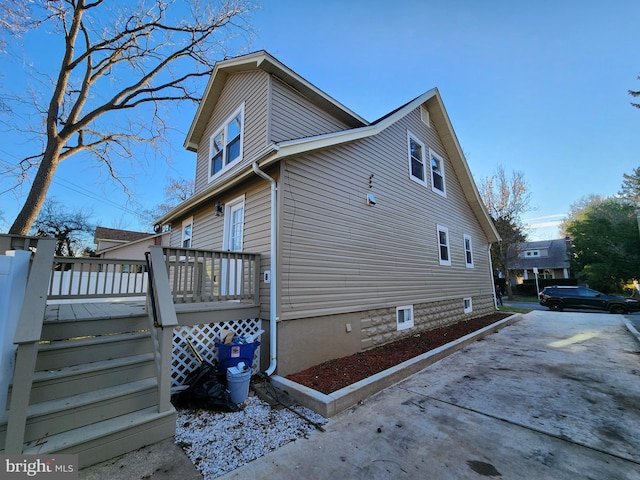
[{"x1": 171, "y1": 361, "x2": 239, "y2": 412}]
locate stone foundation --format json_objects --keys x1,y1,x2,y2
[{"x1": 360, "y1": 295, "x2": 495, "y2": 350}]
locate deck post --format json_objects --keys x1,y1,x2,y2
[{"x1": 5, "y1": 238, "x2": 56, "y2": 453}]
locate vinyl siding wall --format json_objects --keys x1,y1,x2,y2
[
  {"x1": 269, "y1": 77, "x2": 352, "y2": 142},
  {"x1": 279, "y1": 107, "x2": 493, "y2": 321},
  {"x1": 193, "y1": 70, "x2": 270, "y2": 194},
  {"x1": 168, "y1": 175, "x2": 275, "y2": 317}
]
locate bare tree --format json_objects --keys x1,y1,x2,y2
[
  {"x1": 32, "y1": 198, "x2": 94, "y2": 256},
  {"x1": 478, "y1": 166, "x2": 530, "y2": 297},
  {"x1": 630, "y1": 74, "x2": 640, "y2": 109},
  {"x1": 3, "y1": 0, "x2": 257, "y2": 235},
  {"x1": 140, "y1": 176, "x2": 194, "y2": 227}
]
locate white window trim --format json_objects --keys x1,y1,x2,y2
[
  {"x1": 437, "y1": 225, "x2": 451, "y2": 266},
  {"x1": 407, "y1": 131, "x2": 427, "y2": 186},
  {"x1": 396, "y1": 305, "x2": 414, "y2": 331},
  {"x1": 222, "y1": 195, "x2": 245, "y2": 251},
  {"x1": 208, "y1": 103, "x2": 245, "y2": 183},
  {"x1": 429, "y1": 148, "x2": 446, "y2": 197},
  {"x1": 181, "y1": 216, "x2": 193, "y2": 249},
  {"x1": 463, "y1": 234, "x2": 474, "y2": 268},
  {"x1": 463, "y1": 297, "x2": 473, "y2": 314}
]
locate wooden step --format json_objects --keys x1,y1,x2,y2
[
  {"x1": 42, "y1": 314, "x2": 149, "y2": 341},
  {"x1": 22, "y1": 378, "x2": 159, "y2": 443},
  {"x1": 0, "y1": 377, "x2": 158, "y2": 450},
  {"x1": 21, "y1": 407, "x2": 177, "y2": 469},
  {"x1": 36, "y1": 331, "x2": 153, "y2": 370},
  {"x1": 8, "y1": 353, "x2": 156, "y2": 406}
]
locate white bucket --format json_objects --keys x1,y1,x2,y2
[{"x1": 226, "y1": 362, "x2": 251, "y2": 403}]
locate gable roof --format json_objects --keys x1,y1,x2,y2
[
  {"x1": 161, "y1": 52, "x2": 500, "y2": 243},
  {"x1": 185, "y1": 51, "x2": 368, "y2": 152},
  {"x1": 94, "y1": 226, "x2": 153, "y2": 244},
  {"x1": 509, "y1": 238, "x2": 571, "y2": 270}
]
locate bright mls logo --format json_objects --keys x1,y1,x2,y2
[{"x1": 1, "y1": 455, "x2": 78, "y2": 479}]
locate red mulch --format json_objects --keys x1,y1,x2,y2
[{"x1": 286, "y1": 312, "x2": 511, "y2": 394}]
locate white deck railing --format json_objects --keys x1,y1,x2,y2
[{"x1": 48, "y1": 257, "x2": 148, "y2": 300}]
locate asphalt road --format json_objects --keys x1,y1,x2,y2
[{"x1": 221, "y1": 310, "x2": 640, "y2": 479}]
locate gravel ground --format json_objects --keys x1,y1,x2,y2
[{"x1": 175, "y1": 395, "x2": 328, "y2": 479}]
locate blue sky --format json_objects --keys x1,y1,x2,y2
[{"x1": 1, "y1": 0, "x2": 639, "y2": 241}]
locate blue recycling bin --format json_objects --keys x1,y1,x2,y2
[{"x1": 215, "y1": 341, "x2": 260, "y2": 371}]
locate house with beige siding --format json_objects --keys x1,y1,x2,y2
[
  {"x1": 94, "y1": 226, "x2": 169, "y2": 260},
  {"x1": 156, "y1": 51, "x2": 500, "y2": 376}
]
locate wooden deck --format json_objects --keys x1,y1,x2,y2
[
  {"x1": 44, "y1": 300, "x2": 147, "y2": 322},
  {"x1": 44, "y1": 298, "x2": 260, "y2": 325}
]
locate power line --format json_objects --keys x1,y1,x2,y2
[{"x1": 0, "y1": 155, "x2": 145, "y2": 218}]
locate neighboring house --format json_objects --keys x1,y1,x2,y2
[
  {"x1": 156, "y1": 51, "x2": 500, "y2": 376},
  {"x1": 94, "y1": 226, "x2": 169, "y2": 260},
  {"x1": 508, "y1": 237, "x2": 572, "y2": 287}
]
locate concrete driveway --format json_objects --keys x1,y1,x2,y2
[{"x1": 221, "y1": 310, "x2": 640, "y2": 479}]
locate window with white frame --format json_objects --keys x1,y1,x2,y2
[
  {"x1": 209, "y1": 104, "x2": 244, "y2": 182},
  {"x1": 524, "y1": 250, "x2": 541, "y2": 257},
  {"x1": 437, "y1": 225, "x2": 451, "y2": 266},
  {"x1": 430, "y1": 148, "x2": 446, "y2": 196},
  {"x1": 181, "y1": 217, "x2": 193, "y2": 248},
  {"x1": 396, "y1": 305, "x2": 414, "y2": 331},
  {"x1": 407, "y1": 131, "x2": 427, "y2": 185},
  {"x1": 463, "y1": 297, "x2": 473, "y2": 313},
  {"x1": 463, "y1": 234, "x2": 474, "y2": 268}
]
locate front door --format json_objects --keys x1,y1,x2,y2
[{"x1": 222, "y1": 197, "x2": 244, "y2": 296}]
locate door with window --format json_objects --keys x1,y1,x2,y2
[{"x1": 222, "y1": 197, "x2": 244, "y2": 296}]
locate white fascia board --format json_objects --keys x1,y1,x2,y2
[
  {"x1": 276, "y1": 89, "x2": 438, "y2": 158},
  {"x1": 156, "y1": 143, "x2": 279, "y2": 226}
]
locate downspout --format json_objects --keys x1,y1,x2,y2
[
  {"x1": 252, "y1": 162, "x2": 278, "y2": 375},
  {"x1": 488, "y1": 243, "x2": 498, "y2": 310}
]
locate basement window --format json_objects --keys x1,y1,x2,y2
[
  {"x1": 464, "y1": 297, "x2": 473, "y2": 314},
  {"x1": 396, "y1": 305, "x2": 414, "y2": 331}
]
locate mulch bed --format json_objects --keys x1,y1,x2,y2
[{"x1": 286, "y1": 312, "x2": 511, "y2": 394}]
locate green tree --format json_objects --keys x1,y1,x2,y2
[
  {"x1": 563, "y1": 198, "x2": 640, "y2": 293},
  {"x1": 31, "y1": 198, "x2": 94, "y2": 256},
  {"x1": 478, "y1": 166, "x2": 530, "y2": 297},
  {"x1": 619, "y1": 166, "x2": 640, "y2": 204},
  {"x1": 2, "y1": 0, "x2": 256, "y2": 235}
]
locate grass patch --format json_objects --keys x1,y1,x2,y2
[
  {"x1": 510, "y1": 295, "x2": 539, "y2": 303},
  {"x1": 498, "y1": 305, "x2": 533, "y2": 314}
]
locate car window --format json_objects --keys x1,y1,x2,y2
[
  {"x1": 578, "y1": 288, "x2": 598, "y2": 297},
  {"x1": 556, "y1": 288, "x2": 578, "y2": 296}
]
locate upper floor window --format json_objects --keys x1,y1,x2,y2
[
  {"x1": 463, "y1": 234, "x2": 474, "y2": 268},
  {"x1": 437, "y1": 225, "x2": 451, "y2": 266},
  {"x1": 408, "y1": 131, "x2": 427, "y2": 186},
  {"x1": 430, "y1": 148, "x2": 446, "y2": 196},
  {"x1": 182, "y1": 217, "x2": 193, "y2": 248},
  {"x1": 524, "y1": 250, "x2": 541, "y2": 257},
  {"x1": 209, "y1": 104, "x2": 244, "y2": 182}
]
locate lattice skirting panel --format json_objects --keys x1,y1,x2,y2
[{"x1": 172, "y1": 318, "x2": 262, "y2": 386}]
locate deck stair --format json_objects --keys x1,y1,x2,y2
[{"x1": 0, "y1": 304, "x2": 176, "y2": 468}]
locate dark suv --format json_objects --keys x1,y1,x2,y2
[{"x1": 539, "y1": 286, "x2": 640, "y2": 314}]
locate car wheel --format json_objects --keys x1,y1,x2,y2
[
  {"x1": 549, "y1": 302, "x2": 563, "y2": 312},
  {"x1": 610, "y1": 305, "x2": 628, "y2": 314}
]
